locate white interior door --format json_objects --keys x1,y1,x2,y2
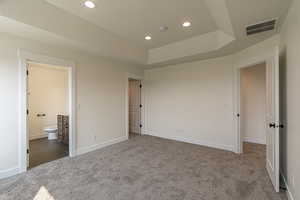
[
  {"x1": 26, "y1": 65, "x2": 30, "y2": 168},
  {"x1": 129, "y1": 80, "x2": 141, "y2": 134},
  {"x1": 265, "y1": 47, "x2": 280, "y2": 192}
]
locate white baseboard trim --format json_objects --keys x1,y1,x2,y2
[
  {"x1": 244, "y1": 137, "x2": 266, "y2": 145},
  {"x1": 145, "y1": 131, "x2": 234, "y2": 152},
  {"x1": 30, "y1": 133, "x2": 48, "y2": 140},
  {"x1": 76, "y1": 136, "x2": 128, "y2": 156},
  {"x1": 281, "y1": 172, "x2": 295, "y2": 200},
  {"x1": 141, "y1": 128, "x2": 147, "y2": 135},
  {"x1": 0, "y1": 167, "x2": 20, "y2": 180}
]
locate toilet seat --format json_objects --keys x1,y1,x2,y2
[{"x1": 44, "y1": 126, "x2": 57, "y2": 132}]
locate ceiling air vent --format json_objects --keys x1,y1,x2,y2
[{"x1": 246, "y1": 19, "x2": 276, "y2": 36}]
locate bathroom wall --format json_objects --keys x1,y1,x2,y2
[
  {"x1": 240, "y1": 63, "x2": 267, "y2": 145},
  {"x1": 28, "y1": 63, "x2": 69, "y2": 140}
]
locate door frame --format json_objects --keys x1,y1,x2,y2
[
  {"x1": 125, "y1": 73, "x2": 144, "y2": 139},
  {"x1": 233, "y1": 47, "x2": 279, "y2": 154},
  {"x1": 18, "y1": 50, "x2": 77, "y2": 172}
]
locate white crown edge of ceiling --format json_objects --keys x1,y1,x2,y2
[
  {"x1": 147, "y1": 30, "x2": 236, "y2": 65},
  {"x1": 203, "y1": 0, "x2": 235, "y2": 38},
  {"x1": 0, "y1": 15, "x2": 235, "y2": 67}
]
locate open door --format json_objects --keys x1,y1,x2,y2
[
  {"x1": 129, "y1": 79, "x2": 141, "y2": 134},
  {"x1": 26, "y1": 64, "x2": 30, "y2": 168},
  {"x1": 265, "y1": 47, "x2": 280, "y2": 192}
]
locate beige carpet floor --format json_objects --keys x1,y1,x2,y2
[{"x1": 0, "y1": 135, "x2": 287, "y2": 200}]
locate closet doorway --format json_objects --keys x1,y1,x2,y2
[
  {"x1": 235, "y1": 47, "x2": 281, "y2": 192},
  {"x1": 128, "y1": 79, "x2": 142, "y2": 138}
]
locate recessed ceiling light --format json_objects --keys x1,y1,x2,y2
[
  {"x1": 182, "y1": 21, "x2": 191, "y2": 27},
  {"x1": 145, "y1": 35, "x2": 152, "y2": 40},
  {"x1": 84, "y1": 1, "x2": 95, "y2": 8},
  {"x1": 160, "y1": 26, "x2": 168, "y2": 32}
]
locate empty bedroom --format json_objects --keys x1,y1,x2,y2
[{"x1": 0, "y1": 0, "x2": 299, "y2": 200}]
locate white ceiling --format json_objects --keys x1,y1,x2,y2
[
  {"x1": 45, "y1": 0, "x2": 218, "y2": 49},
  {"x1": 0, "y1": 0, "x2": 292, "y2": 67},
  {"x1": 0, "y1": 16, "x2": 75, "y2": 47}
]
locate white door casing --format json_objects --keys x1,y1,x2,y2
[{"x1": 129, "y1": 80, "x2": 141, "y2": 134}]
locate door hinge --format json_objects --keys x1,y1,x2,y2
[
  {"x1": 139, "y1": 84, "x2": 142, "y2": 88},
  {"x1": 237, "y1": 113, "x2": 240, "y2": 117},
  {"x1": 139, "y1": 104, "x2": 142, "y2": 108},
  {"x1": 26, "y1": 70, "x2": 29, "y2": 76},
  {"x1": 27, "y1": 149, "x2": 29, "y2": 154},
  {"x1": 140, "y1": 124, "x2": 143, "y2": 128},
  {"x1": 27, "y1": 109, "x2": 29, "y2": 115}
]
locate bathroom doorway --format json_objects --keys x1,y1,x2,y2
[
  {"x1": 19, "y1": 51, "x2": 76, "y2": 172},
  {"x1": 27, "y1": 62, "x2": 70, "y2": 168}
]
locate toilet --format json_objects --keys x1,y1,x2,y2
[{"x1": 44, "y1": 126, "x2": 58, "y2": 140}]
